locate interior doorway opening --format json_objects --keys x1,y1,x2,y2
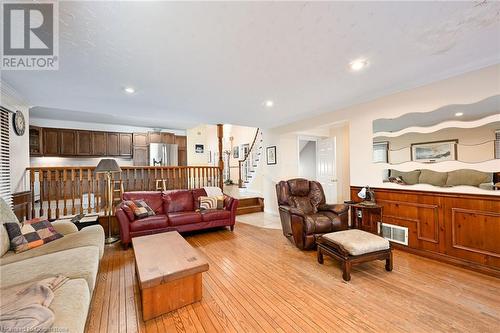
[{"x1": 298, "y1": 139, "x2": 317, "y2": 180}]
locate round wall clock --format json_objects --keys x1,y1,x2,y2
[{"x1": 13, "y1": 110, "x2": 26, "y2": 136}]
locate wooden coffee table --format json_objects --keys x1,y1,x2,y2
[{"x1": 132, "y1": 232, "x2": 209, "y2": 320}]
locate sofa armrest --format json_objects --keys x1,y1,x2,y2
[
  {"x1": 51, "y1": 221, "x2": 78, "y2": 235},
  {"x1": 115, "y1": 207, "x2": 132, "y2": 247},
  {"x1": 224, "y1": 195, "x2": 239, "y2": 224},
  {"x1": 318, "y1": 203, "x2": 349, "y2": 215}
]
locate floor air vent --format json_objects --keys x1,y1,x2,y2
[{"x1": 378, "y1": 223, "x2": 408, "y2": 246}]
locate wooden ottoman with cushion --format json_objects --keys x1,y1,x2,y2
[{"x1": 317, "y1": 229, "x2": 392, "y2": 281}]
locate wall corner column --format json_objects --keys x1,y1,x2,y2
[{"x1": 217, "y1": 124, "x2": 224, "y2": 188}]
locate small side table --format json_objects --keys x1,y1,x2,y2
[
  {"x1": 56, "y1": 213, "x2": 100, "y2": 230},
  {"x1": 348, "y1": 203, "x2": 383, "y2": 235}
]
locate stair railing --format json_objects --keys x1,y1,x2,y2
[{"x1": 238, "y1": 128, "x2": 261, "y2": 188}]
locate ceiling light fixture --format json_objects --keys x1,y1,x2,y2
[
  {"x1": 124, "y1": 87, "x2": 135, "y2": 94},
  {"x1": 349, "y1": 59, "x2": 368, "y2": 71},
  {"x1": 455, "y1": 112, "x2": 464, "y2": 117},
  {"x1": 264, "y1": 100, "x2": 274, "y2": 108}
]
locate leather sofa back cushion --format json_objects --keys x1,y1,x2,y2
[
  {"x1": 122, "y1": 192, "x2": 164, "y2": 214},
  {"x1": 291, "y1": 196, "x2": 316, "y2": 214},
  {"x1": 446, "y1": 169, "x2": 492, "y2": 187},
  {"x1": 287, "y1": 178, "x2": 310, "y2": 196},
  {"x1": 308, "y1": 181, "x2": 326, "y2": 207},
  {"x1": 164, "y1": 190, "x2": 194, "y2": 212},
  {"x1": 419, "y1": 169, "x2": 448, "y2": 187},
  {"x1": 192, "y1": 188, "x2": 208, "y2": 209}
]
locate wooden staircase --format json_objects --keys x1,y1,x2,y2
[{"x1": 236, "y1": 197, "x2": 264, "y2": 215}]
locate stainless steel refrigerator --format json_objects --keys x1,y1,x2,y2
[{"x1": 149, "y1": 143, "x2": 178, "y2": 166}]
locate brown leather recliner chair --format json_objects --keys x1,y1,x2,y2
[{"x1": 276, "y1": 178, "x2": 349, "y2": 250}]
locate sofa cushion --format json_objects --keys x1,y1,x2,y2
[
  {"x1": 50, "y1": 278, "x2": 90, "y2": 333},
  {"x1": 123, "y1": 191, "x2": 164, "y2": 214},
  {"x1": 287, "y1": 178, "x2": 310, "y2": 196},
  {"x1": 168, "y1": 212, "x2": 202, "y2": 226},
  {"x1": 321, "y1": 229, "x2": 390, "y2": 256},
  {"x1": 446, "y1": 169, "x2": 492, "y2": 187},
  {"x1": 129, "y1": 215, "x2": 168, "y2": 232},
  {"x1": 304, "y1": 213, "x2": 333, "y2": 233},
  {"x1": 291, "y1": 196, "x2": 315, "y2": 214},
  {"x1": 164, "y1": 190, "x2": 195, "y2": 213},
  {"x1": 390, "y1": 169, "x2": 421, "y2": 185},
  {"x1": 5, "y1": 219, "x2": 63, "y2": 253},
  {"x1": 201, "y1": 209, "x2": 231, "y2": 222},
  {"x1": 192, "y1": 188, "x2": 208, "y2": 210},
  {"x1": 0, "y1": 246, "x2": 99, "y2": 293},
  {"x1": 419, "y1": 169, "x2": 448, "y2": 187},
  {"x1": 1, "y1": 225, "x2": 104, "y2": 266}
]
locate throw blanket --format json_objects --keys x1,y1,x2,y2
[
  {"x1": 203, "y1": 186, "x2": 223, "y2": 197},
  {"x1": 0, "y1": 275, "x2": 68, "y2": 333}
]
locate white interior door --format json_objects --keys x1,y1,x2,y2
[{"x1": 317, "y1": 138, "x2": 337, "y2": 203}]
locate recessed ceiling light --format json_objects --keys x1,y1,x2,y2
[
  {"x1": 455, "y1": 112, "x2": 464, "y2": 117},
  {"x1": 124, "y1": 87, "x2": 135, "y2": 94},
  {"x1": 349, "y1": 59, "x2": 368, "y2": 71},
  {"x1": 264, "y1": 100, "x2": 274, "y2": 108}
]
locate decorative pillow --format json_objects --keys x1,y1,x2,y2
[
  {"x1": 199, "y1": 196, "x2": 224, "y2": 211},
  {"x1": 4, "y1": 218, "x2": 63, "y2": 253},
  {"x1": 291, "y1": 196, "x2": 316, "y2": 214},
  {"x1": 123, "y1": 200, "x2": 155, "y2": 219}
]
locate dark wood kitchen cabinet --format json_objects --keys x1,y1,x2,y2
[
  {"x1": 133, "y1": 146, "x2": 148, "y2": 166},
  {"x1": 148, "y1": 132, "x2": 162, "y2": 144},
  {"x1": 29, "y1": 126, "x2": 43, "y2": 156},
  {"x1": 42, "y1": 128, "x2": 59, "y2": 155},
  {"x1": 76, "y1": 131, "x2": 92, "y2": 155},
  {"x1": 59, "y1": 130, "x2": 76, "y2": 155},
  {"x1": 92, "y1": 131, "x2": 107, "y2": 156},
  {"x1": 162, "y1": 132, "x2": 175, "y2": 144},
  {"x1": 133, "y1": 133, "x2": 148, "y2": 146},
  {"x1": 106, "y1": 133, "x2": 120, "y2": 156},
  {"x1": 119, "y1": 133, "x2": 133, "y2": 156}
]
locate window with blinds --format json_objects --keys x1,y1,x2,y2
[
  {"x1": 495, "y1": 130, "x2": 500, "y2": 159},
  {"x1": 373, "y1": 141, "x2": 389, "y2": 163},
  {"x1": 0, "y1": 108, "x2": 11, "y2": 206}
]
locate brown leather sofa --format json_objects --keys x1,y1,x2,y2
[
  {"x1": 116, "y1": 189, "x2": 239, "y2": 248},
  {"x1": 276, "y1": 178, "x2": 349, "y2": 250}
]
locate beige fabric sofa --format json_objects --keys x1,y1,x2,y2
[{"x1": 0, "y1": 198, "x2": 104, "y2": 333}]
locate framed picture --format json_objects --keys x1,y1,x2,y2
[
  {"x1": 411, "y1": 140, "x2": 457, "y2": 163},
  {"x1": 266, "y1": 146, "x2": 277, "y2": 165},
  {"x1": 233, "y1": 146, "x2": 239, "y2": 159},
  {"x1": 195, "y1": 144, "x2": 204, "y2": 154}
]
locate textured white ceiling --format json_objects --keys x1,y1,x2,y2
[{"x1": 2, "y1": 1, "x2": 500, "y2": 129}]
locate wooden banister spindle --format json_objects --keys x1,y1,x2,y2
[{"x1": 30, "y1": 169, "x2": 36, "y2": 218}]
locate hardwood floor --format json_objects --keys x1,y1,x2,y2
[{"x1": 86, "y1": 223, "x2": 500, "y2": 333}]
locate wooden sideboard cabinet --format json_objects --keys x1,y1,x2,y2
[{"x1": 350, "y1": 186, "x2": 500, "y2": 277}]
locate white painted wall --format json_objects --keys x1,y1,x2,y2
[
  {"x1": 276, "y1": 64, "x2": 500, "y2": 192},
  {"x1": 1, "y1": 82, "x2": 30, "y2": 193},
  {"x1": 255, "y1": 64, "x2": 500, "y2": 215},
  {"x1": 186, "y1": 124, "x2": 217, "y2": 166}
]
